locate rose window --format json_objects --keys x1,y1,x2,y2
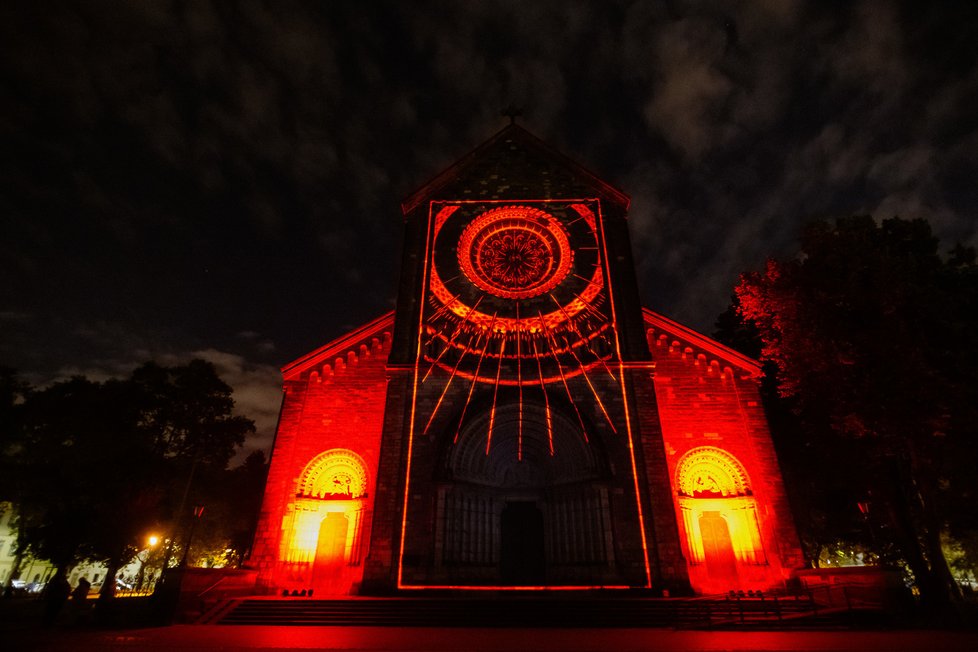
[{"x1": 458, "y1": 206, "x2": 572, "y2": 299}]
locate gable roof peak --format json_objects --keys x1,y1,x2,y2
[{"x1": 401, "y1": 123, "x2": 629, "y2": 214}]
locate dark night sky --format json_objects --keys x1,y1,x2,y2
[{"x1": 2, "y1": 1, "x2": 976, "y2": 459}]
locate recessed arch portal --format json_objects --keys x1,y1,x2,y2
[
  {"x1": 674, "y1": 447, "x2": 765, "y2": 591},
  {"x1": 298, "y1": 449, "x2": 369, "y2": 499},
  {"x1": 447, "y1": 401, "x2": 601, "y2": 488},
  {"x1": 676, "y1": 447, "x2": 751, "y2": 498},
  {"x1": 436, "y1": 402, "x2": 615, "y2": 585},
  {"x1": 283, "y1": 449, "x2": 370, "y2": 594}
]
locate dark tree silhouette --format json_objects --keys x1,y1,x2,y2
[
  {"x1": 733, "y1": 216, "x2": 978, "y2": 608},
  {"x1": 1, "y1": 360, "x2": 255, "y2": 605}
]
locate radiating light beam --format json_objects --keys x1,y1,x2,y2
[
  {"x1": 550, "y1": 294, "x2": 617, "y2": 382},
  {"x1": 532, "y1": 338, "x2": 555, "y2": 455},
  {"x1": 422, "y1": 295, "x2": 483, "y2": 383},
  {"x1": 486, "y1": 336, "x2": 507, "y2": 455},
  {"x1": 539, "y1": 310, "x2": 589, "y2": 442},
  {"x1": 542, "y1": 310, "x2": 617, "y2": 434},
  {"x1": 572, "y1": 272, "x2": 602, "y2": 286},
  {"x1": 426, "y1": 290, "x2": 464, "y2": 323},
  {"x1": 422, "y1": 330, "x2": 478, "y2": 435},
  {"x1": 516, "y1": 302, "x2": 523, "y2": 461},
  {"x1": 453, "y1": 312, "x2": 498, "y2": 444}
]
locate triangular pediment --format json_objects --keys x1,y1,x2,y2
[
  {"x1": 402, "y1": 124, "x2": 629, "y2": 214},
  {"x1": 282, "y1": 311, "x2": 395, "y2": 381},
  {"x1": 643, "y1": 308, "x2": 762, "y2": 379}
]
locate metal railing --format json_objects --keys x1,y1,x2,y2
[{"x1": 693, "y1": 583, "x2": 876, "y2": 627}]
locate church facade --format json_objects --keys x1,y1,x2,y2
[{"x1": 249, "y1": 125, "x2": 803, "y2": 595}]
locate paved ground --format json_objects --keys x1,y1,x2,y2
[
  {"x1": 6, "y1": 625, "x2": 978, "y2": 652},
  {"x1": 4, "y1": 596, "x2": 977, "y2": 651}
]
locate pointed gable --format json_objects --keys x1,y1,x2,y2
[
  {"x1": 281, "y1": 311, "x2": 395, "y2": 382},
  {"x1": 402, "y1": 124, "x2": 629, "y2": 213},
  {"x1": 643, "y1": 308, "x2": 762, "y2": 379}
]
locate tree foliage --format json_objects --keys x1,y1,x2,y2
[
  {"x1": 732, "y1": 216, "x2": 978, "y2": 607},
  {"x1": 180, "y1": 450, "x2": 268, "y2": 569},
  {"x1": 0, "y1": 360, "x2": 256, "y2": 599}
]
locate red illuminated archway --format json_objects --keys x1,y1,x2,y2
[
  {"x1": 674, "y1": 447, "x2": 766, "y2": 592},
  {"x1": 281, "y1": 450, "x2": 369, "y2": 594}
]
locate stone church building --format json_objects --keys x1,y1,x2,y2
[{"x1": 249, "y1": 125, "x2": 803, "y2": 595}]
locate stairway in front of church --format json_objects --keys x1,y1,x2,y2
[{"x1": 204, "y1": 594, "x2": 852, "y2": 628}]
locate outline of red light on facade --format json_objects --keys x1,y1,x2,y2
[{"x1": 248, "y1": 126, "x2": 804, "y2": 598}]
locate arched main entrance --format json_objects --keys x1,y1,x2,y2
[{"x1": 436, "y1": 402, "x2": 616, "y2": 586}]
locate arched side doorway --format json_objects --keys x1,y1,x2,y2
[
  {"x1": 437, "y1": 402, "x2": 616, "y2": 586},
  {"x1": 674, "y1": 447, "x2": 766, "y2": 593},
  {"x1": 282, "y1": 449, "x2": 369, "y2": 594}
]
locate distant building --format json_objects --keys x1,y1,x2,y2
[
  {"x1": 0, "y1": 502, "x2": 153, "y2": 593},
  {"x1": 0, "y1": 502, "x2": 56, "y2": 590},
  {"x1": 249, "y1": 125, "x2": 804, "y2": 595}
]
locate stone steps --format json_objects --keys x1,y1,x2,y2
[{"x1": 210, "y1": 594, "x2": 828, "y2": 628}]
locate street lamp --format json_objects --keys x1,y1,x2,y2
[
  {"x1": 136, "y1": 534, "x2": 160, "y2": 593},
  {"x1": 179, "y1": 505, "x2": 205, "y2": 568}
]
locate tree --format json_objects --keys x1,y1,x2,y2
[
  {"x1": 714, "y1": 305, "x2": 874, "y2": 570},
  {"x1": 733, "y1": 216, "x2": 978, "y2": 608},
  {"x1": 176, "y1": 451, "x2": 268, "y2": 569},
  {"x1": 132, "y1": 360, "x2": 254, "y2": 466},
  {"x1": 129, "y1": 360, "x2": 255, "y2": 575},
  {"x1": 9, "y1": 376, "x2": 162, "y2": 600},
  {"x1": 3, "y1": 359, "x2": 255, "y2": 605}
]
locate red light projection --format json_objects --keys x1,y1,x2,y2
[
  {"x1": 394, "y1": 198, "x2": 655, "y2": 591},
  {"x1": 249, "y1": 318, "x2": 393, "y2": 597},
  {"x1": 674, "y1": 447, "x2": 765, "y2": 575},
  {"x1": 646, "y1": 311, "x2": 804, "y2": 594},
  {"x1": 419, "y1": 201, "x2": 617, "y2": 455},
  {"x1": 281, "y1": 451, "x2": 372, "y2": 590},
  {"x1": 458, "y1": 205, "x2": 573, "y2": 299},
  {"x1": 255, "y1": 127, "x2": 802, "y2": 598}
]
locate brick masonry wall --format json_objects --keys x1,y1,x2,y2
[
  {"x1": 647, "y1": 328, "x2": 805, "y2": 590},
  {"x1": 251, "y1": 331, "x2": 392, "y2": 591}
]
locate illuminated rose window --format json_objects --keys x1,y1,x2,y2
[{"x1": 458, "y1": 206, "x2": 572, "y2": 299}]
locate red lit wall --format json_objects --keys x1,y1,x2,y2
[
  {"x1": 644, "y1": 310, "x2": 804, "y2": 594},
  {"x1": 250, "y1": 315, "x2": 394, "y2": 595},
  {"x1": 251, "y1": 309, "x2": 803, "y2": 596}
]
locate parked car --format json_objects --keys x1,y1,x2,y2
[{"x1": 9, "y1": 579, "x2": 45, "y2": 594}]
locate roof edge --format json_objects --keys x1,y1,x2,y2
[
  {"x1": 642, "y1": 307, "x2": 763, "y2": 378},
  {"x1": 401, "y1": 124, "x2": 630, "y2": 215},
  {"x1": 282, "y1": 310, "x2": 396, "y2": 380}
]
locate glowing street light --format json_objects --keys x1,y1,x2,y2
[{"x1": 136, "y1": 534, "x2": 161, "y2": 592}]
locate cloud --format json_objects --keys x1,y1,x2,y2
[
  {"x1": 642, "y1": 17, "x2": 735, "y2": 159},
  {"x1": 2, "y1": 0, "x2": 976, "y2": 363},
  {"x1": 181, "y1": 348, "x2": 282, "y2": 458},
  {"x1": 45, "y1": 343, "x2": 282, "y2": 464}
]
